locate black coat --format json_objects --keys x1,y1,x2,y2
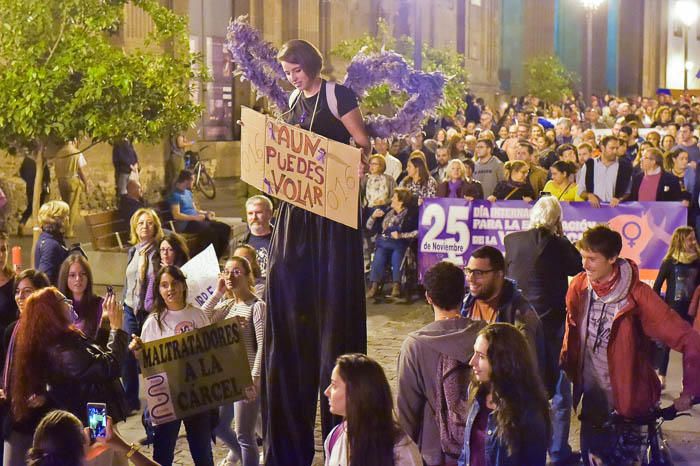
[
  {"x1": 630, "y1": 171, "x2": 682, "y2": 202},
  {"x1": 504, "y1": 228, "x2": 582, "y2": 322},
  {"x1": 45, "y1": 329, "x2": 130, "y2": 425}
]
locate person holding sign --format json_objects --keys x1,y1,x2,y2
[
  {"x1": 129, "y1": 266, "x2": 213, "y2": 466},
  {"x1": 264, "y1": 39, "x2": 371, "y2": 466},
  {"x1": 201, "y1": 257, "x2": 265, "y2": 466}
]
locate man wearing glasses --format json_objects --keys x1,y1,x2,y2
[{"x1": 460, "y1": 245, "x2": 545, "y2": 373}]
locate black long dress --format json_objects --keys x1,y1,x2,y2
[{"x1": 263, "y1": 81, "x2": 367, "y2": 466}]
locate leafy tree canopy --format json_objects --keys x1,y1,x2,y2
[
  {"x1": 0, "y1": 0, "x2": 205, "y2": 150},
  {"x1": 524, "y1": 55, "x2": 577, "y2": 105},
  {"x1": 332, "y1": 18, "x2": 469, "y2": 119}
]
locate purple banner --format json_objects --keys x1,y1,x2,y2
[{"x1": 418, "y1": 200, "x2": 687, "y2": 283}]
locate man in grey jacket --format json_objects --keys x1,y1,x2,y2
[{"x1": 397, "y1": 261, "x2": 485, "y2": 466}]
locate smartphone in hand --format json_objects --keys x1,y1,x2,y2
[{"x1": 87, "y1": 402, "x2": 107, "y2": 441}]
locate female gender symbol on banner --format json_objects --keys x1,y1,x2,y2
[{"x1": 621, "y1": 220, "x2": 642, "y2": 247}]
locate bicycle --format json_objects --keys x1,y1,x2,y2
[
  {"x1": 606, "y1": 396, "x2": 700, "y2": 465},
  {"x1": 184, "y1": 145, "x2": 216, "y2": 199}
]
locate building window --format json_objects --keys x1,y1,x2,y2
[{"x1": 189, "y1": 0, "x2": 234, "y2": 141}]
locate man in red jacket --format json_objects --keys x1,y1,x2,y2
[{"x1": 561, "y1": 225, "x2": 700, "y2": 466}]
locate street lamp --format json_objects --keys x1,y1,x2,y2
[
  {"x1": 674, "y1": 1, "x2": 699, "y2": 91},
  {"x1": 581, "y1": 0, "x2": 604, "y2": 105}
]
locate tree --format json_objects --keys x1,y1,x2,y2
[
  {"x1": 0, "y1": 0, "x2": 205, "y2": 256},
  {"x1": 332, "y1": 18, "x2": 469, "y2": 120},
  {"x1": 524, "y1": 55, "x2": 577, "y2": 105}
]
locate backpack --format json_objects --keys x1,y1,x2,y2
[
  {"x1": 434, "y1": 353, "x2": 472, "y2": 458},
  {"x1": 288, "y1": 81, "x2": 340, "y2": 119}
]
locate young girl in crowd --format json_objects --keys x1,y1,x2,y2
[
  {"x1": 458, "y1": 323, "x2": 551, "y2": 466},
  {"x1": 57, "y1": 254, "x2": 106, "y2": 341},
  {"x1": 436, "y1": 159, "x2": 484, "y2": 200},
  {"x1": 542, "y1": 161, "x2": 582, "y2": 201},
  {"x1": 159, "y1": 233, "x2": 190, "y2": 268},
  {"x1": 400, "y1": 156, "x2": 437, "y2": 204},
  {"x1": 653, "y1": 226, "x2": 700, "y2": 387},
  {"x1": 202, "y1": 257, "x2": 265, "y2": 466},
  {"x1": 324, "y1": 353, "x2": 419, "y2": 466},
  {"x1": 488, "y1": 160, "x2": 535, "y2": 202},
  {"x1": 129, "y1": 266, "x2": 213, "y2": 466}
]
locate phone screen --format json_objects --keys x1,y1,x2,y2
[{"x1": 87, "y1": 403, "x2": 107, "y2": 440}]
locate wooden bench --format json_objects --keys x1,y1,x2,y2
[{"x1": 84, "y1": 210, "x2": 130, "y2": 251}]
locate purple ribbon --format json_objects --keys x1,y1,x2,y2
[
  {"x1": 263, "y1": 178, "x2": 273, "y2": 194},
  {"x1": 316, "y1": 148, "x2": 326, "y2": 164}
]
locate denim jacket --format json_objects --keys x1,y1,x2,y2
[{"x1": 458, "y1": 393, "x2": 548, "y2": 466}]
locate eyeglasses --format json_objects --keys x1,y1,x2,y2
[
  {"x1": 464, "y1": 268, "x2": 494, "y2": 279},
  {"x1": 222, "y1": 269, "x2": 243, "y2": 277}
]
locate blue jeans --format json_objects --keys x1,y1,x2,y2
[
  {"x1": 215, "y1": 399, "x2": 260, "y2": 466},
  {"x1": 369, "y1": 236, "x2": 408, "y2": 283},
  {"x1": 549, "y1": 370, "x2": 573, "y2": 462},
  {"x1": 121, "y1": 304, "x2": 146, "y2": 410},
  {"x1": 153, "y1": 412, "x2": 214, "y2": 466}
]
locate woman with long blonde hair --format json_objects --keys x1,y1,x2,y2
[{"x1": 652, "y1": 226, "x2": 700, "y2": 386}]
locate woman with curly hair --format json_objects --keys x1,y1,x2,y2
[
  {"x1": 458, "y1": 323, "x2": 551, "y2": 466},
  {"x1": 323, "y1": 353, "x2": 418, "y2": 466},
  {"x1": 4, "y1": 287, "x2": 127, "y2": 466}
]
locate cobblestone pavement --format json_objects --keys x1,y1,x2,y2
[{"x1": 118, "y1": 299, "x2": 434, "y2": 465}]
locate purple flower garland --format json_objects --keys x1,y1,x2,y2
[
  {"x1": 224, "y1": 16, "x2": 289, "y2": 113},
  {"x1": 224, "y1": 17, "x2": 446, "y2": 138},
  {"x1": 343, "y1": 51, "x2": 446, "y2": 138}
]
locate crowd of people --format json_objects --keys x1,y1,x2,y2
[{"x1": 1, "y1": 36, "x2": 700, "y2": 466}]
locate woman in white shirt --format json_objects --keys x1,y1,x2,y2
[
  {"x1": 323, "y1": 353, "x2": 419, "y2": 466},
  {"x1": 201, "y1": 257, "x2": 265, "y2": 466},
  {"x1": 129, "y1": 265, "x2": 213, "y2": 466}
]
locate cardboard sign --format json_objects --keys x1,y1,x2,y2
[
  {"x1": 180, "y1": 244, "x2": 220, "y2": 309},
  {"x1": 240, "y1": 106, "x2": 361, "y2": 228},
  {"x1": 140, "y1": 318, "x2": 253, "y2": 425}
]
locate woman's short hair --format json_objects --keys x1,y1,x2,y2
[
  {"x1": 503, "y1": 160, "x2": 528, "y2": 179},
  {"x1": 368, "y1": 154, "x2": 386, "y2": 174},
  {"x1": 666, "y1": 147, "x2": 689, "y2": 171},
  {"x1": 446, "y1": 159, "x2": 466, "y2": 180},
  {"x1": 37, "y1": 201, "x2": 69, "y2": 233},
  {"x1": 394, "y1": 187, "x2": 417, "y2": 209},
  {"x1": 27, "y1": 410, "x2": 85, "y2": 466},
  {"x1": 529, "y1": 196, "x2": 562, "y2": 234},
  {"x1": 644, "y1": 147, "x2": 664, "y2": 168},
  {"x1": 129, "y1": 208, "x2": 164, "y2": 245},
  {"x1": 277, "y1": 39, "x2": 323, "y2": 79}
]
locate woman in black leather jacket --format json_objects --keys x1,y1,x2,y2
[{"x1": 3, "y1": 287, "x2": 127, "y2": 466}]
